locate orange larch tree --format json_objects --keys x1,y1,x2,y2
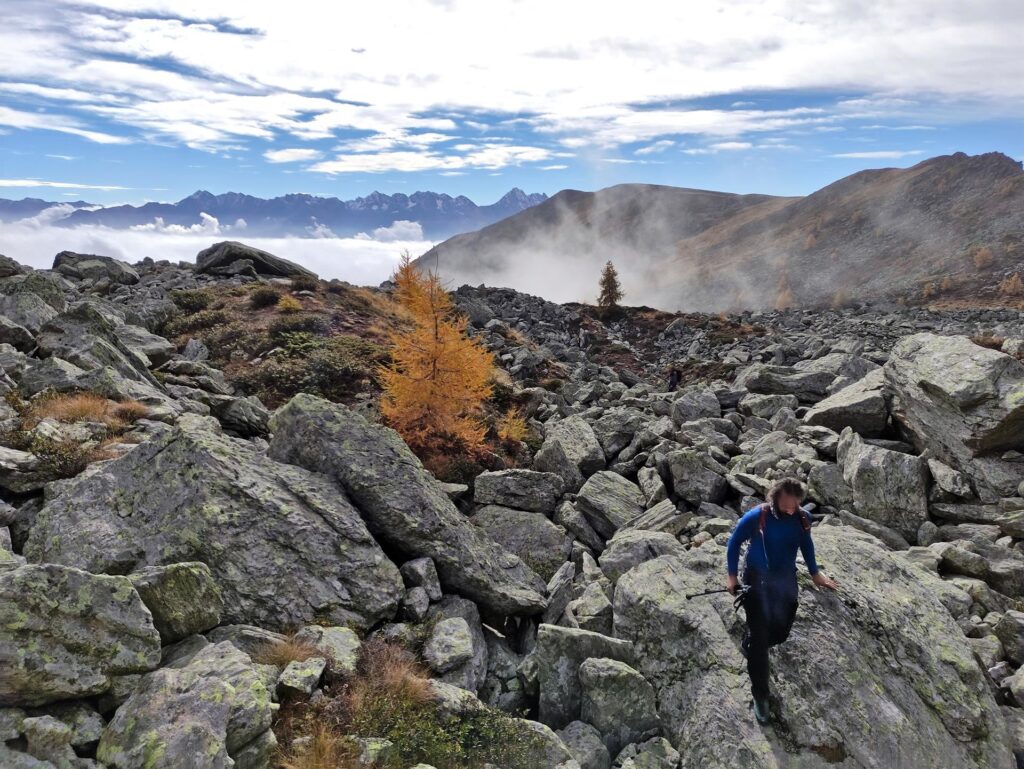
[{"x1": 379, "y1": 252, "x2": 495, "y2": 455}]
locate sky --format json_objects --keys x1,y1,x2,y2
[{"x1": 1, "y1": 0, "x2": 1022, "y2": 210}]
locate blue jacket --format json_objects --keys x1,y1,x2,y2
[{"x1": 726, "y1": 503, "x2": 819, "y2": 576}]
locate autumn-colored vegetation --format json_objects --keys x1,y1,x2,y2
[{"x1": 378, "y1": 253, "x2": 495, "y2": 457}]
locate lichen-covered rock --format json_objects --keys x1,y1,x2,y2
[
  {"x1": 0, "y1": 564, "x2": 161, "y2": 707},
  {"x1": 25, "y1": 414, "x2": 403, "y2": 631},
  {"x1": 579, "y1": 658, "x2": 660, "y2": 756},
  {"x1": 598, "y1": 529, "x2": 685, "y2": 583},
  {"x1": 399, "y1": 557, "x2": 442, "y2": 602},
  {"x1": 802, "y1": 368, "x2": 888, "y2": 437},
  {"x1": 838, "y1": 428, "x2": 929, "y2": 542},
  {"x1": 612, "y1": 526, "x2": 1014, "y2": 768},
  {"x1": 734, "y1": 364, "x2": 834, "y2": 403},
  {"x1": 472, "y1": 504, "x2": 573, "y2": 581},
  {"x1": 128, "y1": 562, "x2": 224, "y2": 644},
  {"x1": 884, "y1": 333, "x2": 1024, "y2": 501},
  {"x1": 473, "y1": 468, "x2": 565, "y2": 513},
  {"x1": 425, "y1": 596, "x2": 488, "y2": 694},
  {"x1": 534, "y1": 415, "x2": 606, "y2": 492},
  {"x1": 535, "y1": 624, "x2": 636, "y2": 730},
  {"x1": 423, "y1": 617, "x2": 474, "y2": 674},
  {"x1": 268, "y1": 394, "x2": 545, "y2": 616},
  {"x1": 277, "y1": 656, "x2": 326, "y2": 698},
  {"x1": 662, "y1": 449, "x2": 728, "y2": 507},
  {"x1": 97, "y1": 641, "x2": 275, "y2": 769},
  {"x1": 576, "y1": 471, "x2": 645, "y2": 540},
  {"x1": 292, "y1": 625, "x2": 360, "y2": 675},
  {"x1": 53, "y1": 251, "x2": 140, "y2": 285},
  {"x1": 557, "y1": 720, "x2": 610, "y2": 769}
]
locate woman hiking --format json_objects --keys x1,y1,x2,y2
[{"x1": 725, "y1": 477, "x2": 839, "y2": 724}]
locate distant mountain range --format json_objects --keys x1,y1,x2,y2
[
  {"x1": 417, "y1": 152, "x2": 1024, "y2": 311},
  {"x1": 0, "y1": 188, "x2": 548, "y2": 240}
]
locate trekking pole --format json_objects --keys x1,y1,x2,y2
[{"x1": 686, "y1": 584, "x2": 751, "y2": 611}]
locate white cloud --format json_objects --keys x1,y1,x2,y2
[
  {"x1": 129, "y1": 211, "x2": 236, "y2": 234},
  {"x1": 355, "y1": 219, "x2": 425, "y2": 242},
  {"x1": 0, "y1": 106, "x2": 130, "y2": 145},
  {"x1": 635, "y1": 140, "x2": 675, "y2": 155},
  {"x1": 310, "y1": 143, "x2": 552, "y2": 175},
  {"x1": 540, "y1": 164, "x2": 568, "y2": 170},
  {"x1": 831, "y1": 150, "x2": 926, "y2": 159},
  {"x1": 709, "y1": 141, "x2": 753, "y2": 150},
  {"x1": 0, "y1": 178, "x2": 131, "y2": 190},
  {"x1": 263, "y1": 148, "x2": 323, "y2": 163},
  {"x1": 0, "y1": 0, "x2": 1020, "y2": 163}
]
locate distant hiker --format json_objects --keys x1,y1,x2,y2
[
  {"x1": 666, "y1": 367, "x2": 681, "y2": 391},
  {"x1": 725, "y1": 477, "x2": 839, "y2": 724}
]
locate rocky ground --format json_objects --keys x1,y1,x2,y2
[{"x1": 2, "y1": 241, "x2": 1024, "y2": 768}]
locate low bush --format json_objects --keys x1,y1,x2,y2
[
  {"x1": 249, "y1": 285, "x2": 283, "y2": 309},
  {"x1": 170, "y1": 288, "x2": 216, "y2": 313},
  {"x1": 268, "y1": 313, "x2": 332, "y2": 340},
  {"x1": 290, "y1": 274, "x2": 320, "y2": 292},
  {"x1": 163, "y1": 309, "x2": 230, "y2": 337},
  {"x1": 251, "y1": 636, "x2": 322, "y2": 668},
  {"x1": 277, "y1": 295, "x2": 303, "y2": 313},
  {"x1": 233, "y1": 334, "x2": 386, "y2": 407}
]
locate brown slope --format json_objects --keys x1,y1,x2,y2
[
  {"x1": 664, "y1": 151, "x2": 1024, "y2": 310},
  {"x1": 414, "y1": 184, "x2": 783, "y2": 303},
  {"x1": 417, "y1": 152, "x2": 1024, "y2": 311}
]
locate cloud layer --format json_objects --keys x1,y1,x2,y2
[{"x1": 1, "y1": 0, "x2": 1021, "y2": 182}]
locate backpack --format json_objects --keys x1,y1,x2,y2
[{"x1": 757, "y1": 501, "x2": 812, "y2": 538}]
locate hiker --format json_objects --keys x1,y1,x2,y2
[
  {"x1": 725, "y1": 477, "x2": 839, "y2": 724},
  {"x1": 666, "y1": 366, "x2": 681, "y2": 391}
]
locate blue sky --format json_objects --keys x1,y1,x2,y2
[{"x1": 1, "y1": 0, "x2": 1022, "y2": 206}]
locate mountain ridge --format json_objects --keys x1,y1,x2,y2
[{"x1": 0, "y1": 187, "x2": 549, "y2": 240}]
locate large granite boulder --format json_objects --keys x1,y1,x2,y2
[
  {"x1": 268, "y1": 394, "x2": 546, "y2": 616},
  {"x1": 128, "y1": 562, "x2": 224, "y2": 644},
  {"x1": 733, "y1": 364, "x2": 834, "y2": 403},
  {"x1": 25, "y1": 414, "x2": 403, "y2": 631},
  {"x1": 473, "y1": 469, "x2": 564, "y2": 513},
  {"x1": 472, "y1": 504, "x2": 573, "y2": 581},
  {"x1": 802, "y1": 368, "x2": 888, "y2": 437},
  {"x1": 0, "y1": 564, "x2": 161, "y2": 707},
  {"x1": 53, "y1": 251, "x2": 140, "y2": 285},
  {"x1": 884, "y1": 333, "x2": 1024, "y2": 501},
  {"x1": 612, "y1": 526, "x2": 1014, "y2": 768},
  {"x1": 35, "y1": 302, "x2": 160, "y2": 387},
  {"x1": 97, "y1": 641, "x2": 275, "y2": 769},
  {"x1": 195, "y1": 241, "x2": 316, "y2": 279},
  {"x1": 838, "y1": 428, "x2": 929, "y2": 542},
  {"x1": 575, "y1": 471, "x2": 645, "y2": 540},
  {"x1": 534, "y1": 415, "x2": 606, "y2": 492},
  {"x1": 535, "y1": 624, "x2": 636, "y2": 730}
]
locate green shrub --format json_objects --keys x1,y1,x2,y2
[
  {"x1": 233, "y1": 334, "x2": 386, "y2": 406},
  {"x1": 290, "y1": 274, "x2": 320, "y2": 292},
  {"x1": 249, "y1": 285, "x2": 282, "y2": 309},
  {"x1": 162, "y1": 309, "x2": 230, "y2": 337},
  {"x1": 268, "y1": 313, "x2": 332, "y2": 340},
  {"x1": 169, "y1": 288, "x2": 215, "y2": 313}
]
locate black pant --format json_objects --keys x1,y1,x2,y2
[{"x1": 742, "y1": 566, "x2": 799, "y2": 701}]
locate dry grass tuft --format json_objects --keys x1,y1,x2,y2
[
  {"x1": 27, "y1": 392, "x2": 148, "y2": 433},
  {"x1": 251, "y1": 636, "x2": 322, "y2": 667},
  {"x1": 277, "y1": 726, "x2": 357, "y2": 769},
  {"x1": 277, "y1": 295, "x2": 303, "y2": 314}
]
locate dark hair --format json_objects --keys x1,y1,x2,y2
[{"x1": 766, "y1": 477, "x2": 805, "y2": 510}]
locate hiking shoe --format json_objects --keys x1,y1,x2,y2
[{"x1": 753, "y1": 696, "x2": 771, "y2": 724}]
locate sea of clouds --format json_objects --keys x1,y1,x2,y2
[{"x1": 0, "y1": 205, "x2": 434, "y2": 286}]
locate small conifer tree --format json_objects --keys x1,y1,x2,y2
[{"x1": 598, "y1": 260, "x2": 623, "y2": 308}]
